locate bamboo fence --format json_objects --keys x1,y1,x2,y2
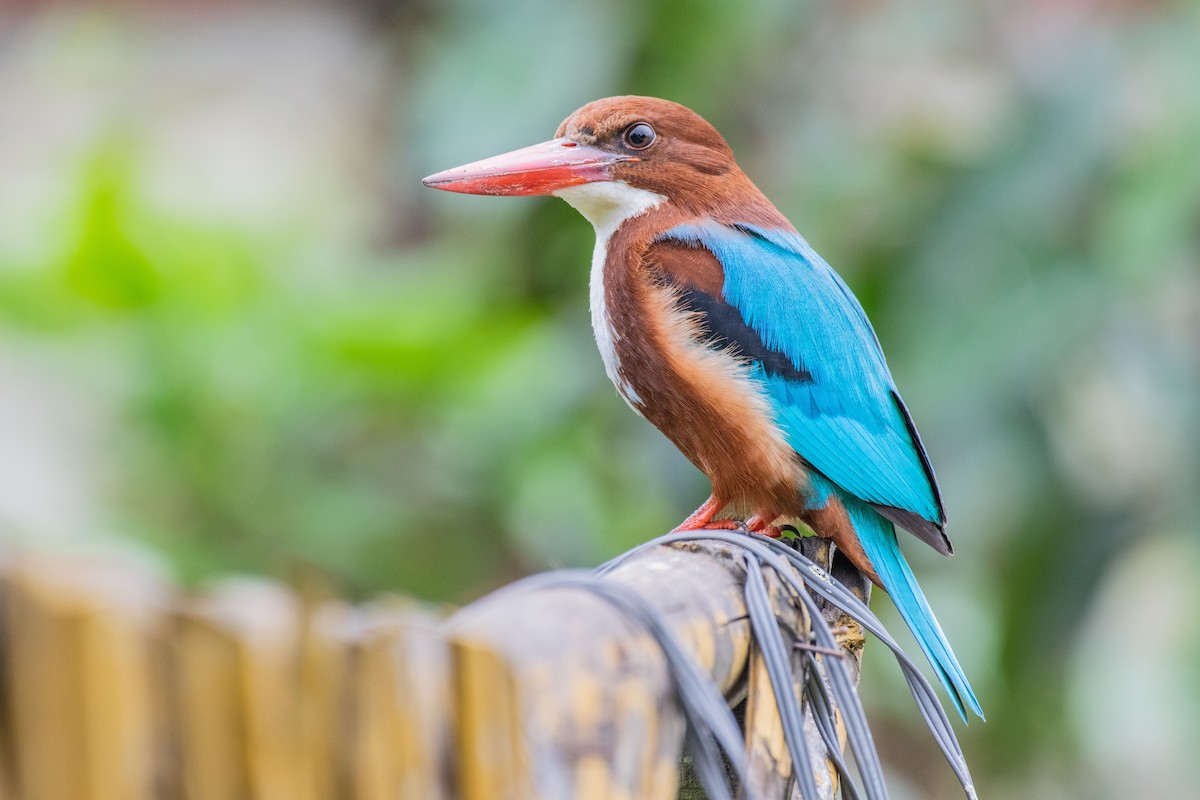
[{"x1": 0, "y1": 536, "x2": 868, "y2": 800}]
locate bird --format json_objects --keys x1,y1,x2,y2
[{"x1": 423, "y1": 95, "x2": 982, "y2": 721}]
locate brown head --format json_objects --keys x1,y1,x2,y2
[{"x1": 422, "y1": 95, "x2": 782, "y2": 223}]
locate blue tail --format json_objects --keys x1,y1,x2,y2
[{"x1": 834, "y1": 488, "x2": 984, "y2": 722}]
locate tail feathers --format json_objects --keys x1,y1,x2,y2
[{"x1": 842, "y1": 493, "x2": 984, "y2": 722}]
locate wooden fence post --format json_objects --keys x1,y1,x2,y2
[
  {"x1": 448, "y1": 538, "x2": 838, "y2": 800},
  {"x1": 0, "y1": 554, "x2": 168, "y2": 800},
  {"x1": 345, "y1": 599, "x2": 451, "y2": 800}
]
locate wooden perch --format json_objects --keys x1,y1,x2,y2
[
  {"x1": 0, "y1": 536, "x2": 869, "y2": 800},
  {"x1": 450, "y1": 536, "x2": 869, "y2": 800}
]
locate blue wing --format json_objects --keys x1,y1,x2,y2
[
  {"x1": 658, "y1": 220, "x2": 950, "y2": 553},
  {"x1": 654, "y1": 221, "x2": 983, "y2": 720}
]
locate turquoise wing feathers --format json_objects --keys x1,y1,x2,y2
[
  {"x1": 657, "y1": 220, "x2": 983, "y2": 720},
  {"x1": 658, "y1": 220, "x2": 948, "y2": 550}
]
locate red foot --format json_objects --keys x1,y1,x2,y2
[
  {"x1": 673, "y1": 495, "x2": 745, "y2": 533},
  {"x1": 673, "y1": 497, "x2": 787, "y2": 536},
  {"x1": 746, "y1": 514, "x2": 784, "y2": 539}
]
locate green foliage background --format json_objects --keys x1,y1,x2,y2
[{"x1": 1, "y1": 1, "x2": 1197, "y2": 797}]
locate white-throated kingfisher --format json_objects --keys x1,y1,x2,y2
[{"x1": 423, "y1": 96, "x2": 983, "y2": 720}]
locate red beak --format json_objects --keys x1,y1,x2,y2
[{"x1": 421, "y1": 138, "x2": 631, "y2": 196}]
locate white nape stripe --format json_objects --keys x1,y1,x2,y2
[{"x1": 555, "y1": 182, "x2": 665, "y2": 410}]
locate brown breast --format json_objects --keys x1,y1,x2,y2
[{"x1": 600, "y1": 211, "x2": 806, "y2": 518}]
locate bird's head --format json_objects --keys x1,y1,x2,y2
[{"x1": 423, "y1": 96, "x2": 770, "y2": 225}]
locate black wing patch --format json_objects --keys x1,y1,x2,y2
[{"x1": 670, "y1": 283, "x2": 814, "y2": 385}]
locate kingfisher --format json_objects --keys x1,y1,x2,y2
[{"x1": 423, "y1": 96, "x2": 982, "y2": 721}]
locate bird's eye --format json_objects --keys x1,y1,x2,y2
[{"x1": 623, "y1": 122, "x2": 656, "y2": 150}]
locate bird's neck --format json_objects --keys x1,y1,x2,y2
[{"x1": 555, "y1": 181, "x2": 665, "y2": 411}]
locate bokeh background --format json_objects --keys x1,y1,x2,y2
[{"x1": 1, "y1": 1, "x2": 1197, "y2": 797}]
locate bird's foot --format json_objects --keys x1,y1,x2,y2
[
  {"x1": 746, "y1": 514, "x2": 785, "y2": 539},
  {"x1": 672, "y1": 495, "x2": 753, "y2": 533},
  {"x1": 672, "y1": 516, "x2": 749, "y2": 534},
  {"x1": 673, "y1": 497, "x2": 786, "y2": 537}
]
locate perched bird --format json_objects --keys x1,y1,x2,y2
[{"x1": 423, "y1": 96, "x2": 982, "y2": 720}]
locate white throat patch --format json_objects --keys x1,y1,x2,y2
[
  {"x1": 555, "y1": 181, "x2": 665, "y2": 409},
  {"x1": 556, "y1": 181, "x2": 665, "y2": 243}
]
